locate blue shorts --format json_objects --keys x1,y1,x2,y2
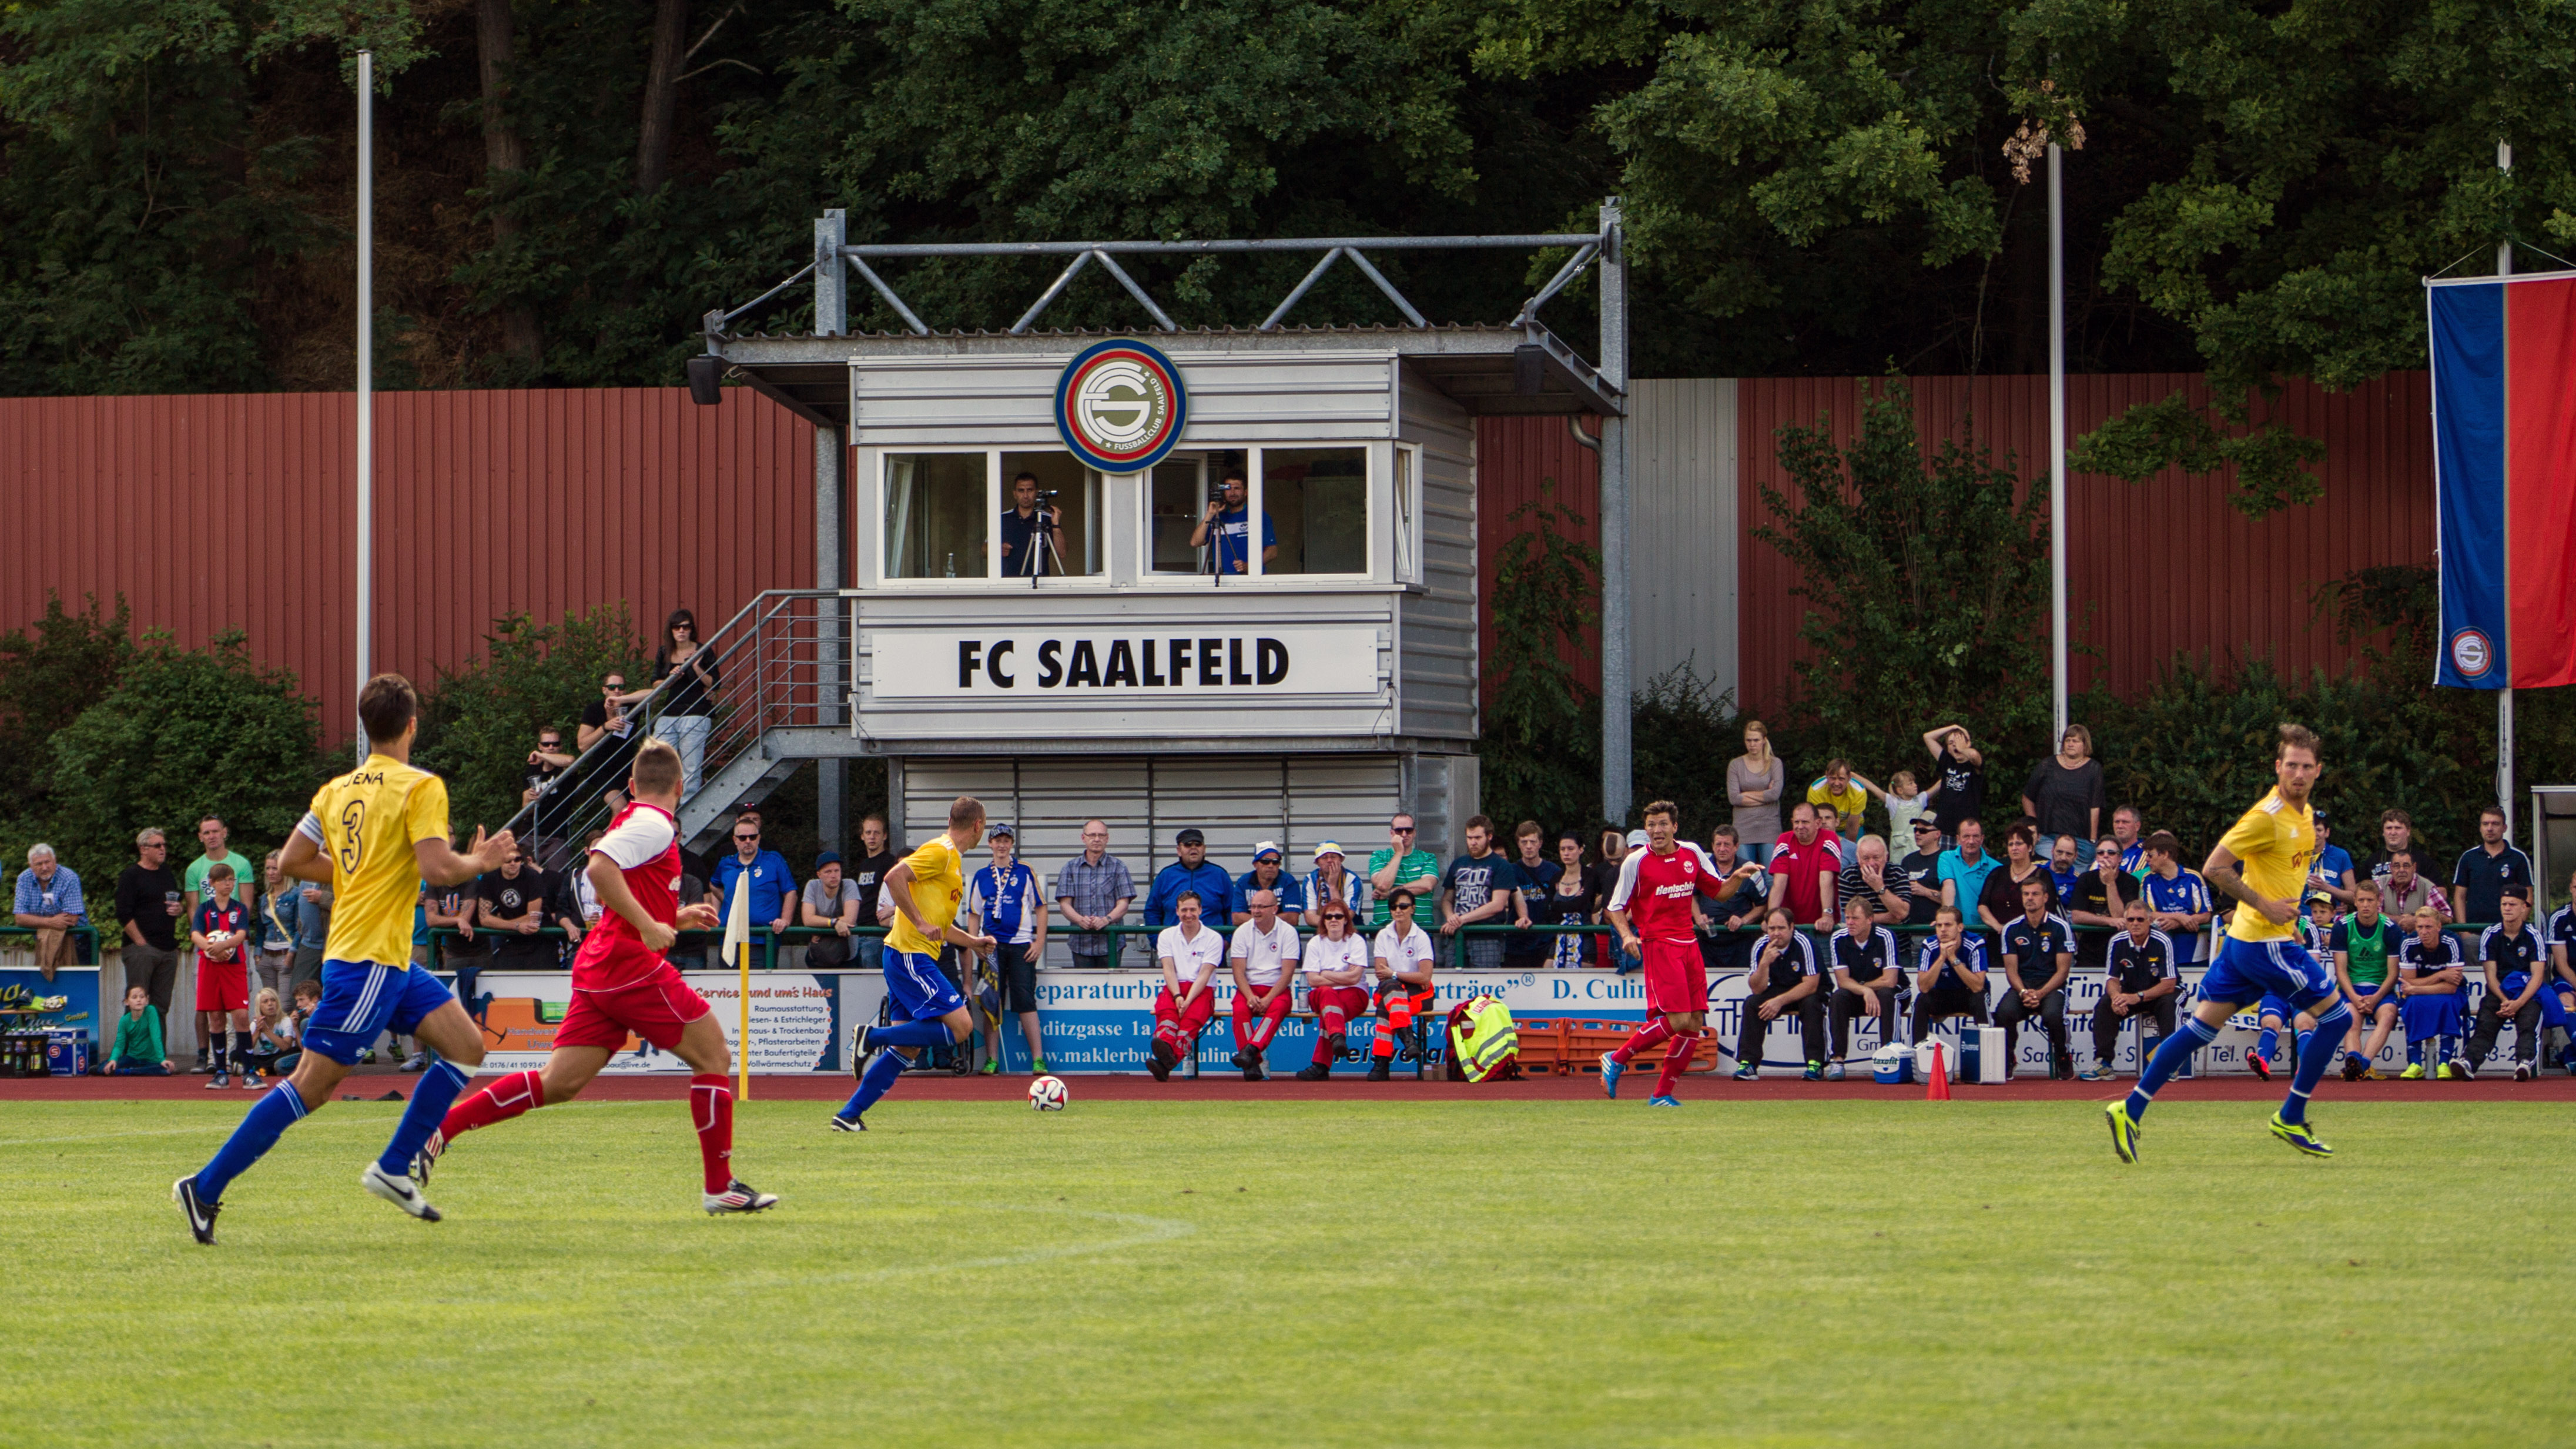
[
  {"x1": 303, "y1": 960, "x2": 456, "y2": 1066},
  {"x1": 885, "y1": 948, "x2": 965, "y2": 1023},
  {"x1": 2256, "y1": 993, "x2": 2294, "y2": 1024},
  {"x1": 2403, "y1": 992, "x2": 2465, "y2": 1042},
  {"x1": 2200, "y1": 936, "x2": 2337, "y2": 1016}
]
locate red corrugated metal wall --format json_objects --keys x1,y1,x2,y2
[
  {"x1": 1476, "y1": 414, "x2": 1603, "y2": 693},
  {"x1": 0, "y1": 389, "x2": 816, "y2": 737},
  {"x1": 1482, "y1": 371, "x2": 2436, "y2": 710}
]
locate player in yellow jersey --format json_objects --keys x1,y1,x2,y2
[
  {"x1": 829, "y1": 795, "x2": 995, "y2": 1130},
  {"x1": 2107, "y1": 723, "x2": 2349, "y2": 1162},
  {"x1": 176, "y1": 676, "x2": 514, "y2": 1243}
]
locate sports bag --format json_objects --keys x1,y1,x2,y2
[{"x1": 1444, "y1": 994, "x2": 1522, "y2": 1082}]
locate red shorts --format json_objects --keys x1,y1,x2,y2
[
  {"x1": 554, "y1": 962, "x2": 712, "y2": 1052},
  {"x1": 1640, "y1": 939, "x2": 1707, "y2": 1016},
  {"x1": 195, "y1": 958, "x2": 248, "y2": 1013}
]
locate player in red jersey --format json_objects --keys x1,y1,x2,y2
[
  {"x1": 416, "y1": 739, "x2": 777, "y2": 1214},
  {"x1": 1602, "y1": 800, "x2": 1760, "y2": 1105}
]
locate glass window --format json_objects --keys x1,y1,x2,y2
[
  {"x1": 884, "y1": 453, "x2": 987, "y2": 580},
  {"x1": 1259, "y1": 447, "x2": 1368, "y2": 575},
  {"x1": 999, "y1": 452, "x2": 1103, "y2": 578},
  {"x1": 1150, "y1": 454, "x2": 1214, "y2": 575},
  {"x1": 1393, "y1": 446, "x2": 1418, "y2": 584}
]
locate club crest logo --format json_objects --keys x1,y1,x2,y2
[
  {"x1": 2449, "y1": 627, "x2": 2493, "y2": 680},
  {"x1": 1054, "y1": 339, "x2": 1187, "y2": 473}
]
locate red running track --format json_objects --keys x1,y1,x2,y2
[{"x1": 11, "y1": 1070, "x2": 2575, "y2": 1105}]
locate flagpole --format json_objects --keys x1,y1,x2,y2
[
  {"x1": 738, "y1": 940, "x2": 752, "y2": 1102},
  {"x1": 2497, "y1": 139, "x2": 2515, "y2": 837},
  {"x1": 2048, "y1": 139, "x2": 2069, "y2": 746},
  {"x1": 721, "y1": 860, "x2": 755, "y2": 1101},
  {"x1": 355, "y1": 51, "x2": 373, "y2": 732}
]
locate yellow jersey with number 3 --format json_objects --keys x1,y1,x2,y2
[
  {"x1": 2215, "y1": 787, "x2": 2314, "y2": 945},
  {"x1": 886, "y1": 835, "x2": 965, "y2": 958},
  {"x1": 295, "y1": 753, "x2": 452, "y2": 968}
]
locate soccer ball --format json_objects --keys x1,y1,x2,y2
[{"x1": 1028, "y1": 1075, "x2": 1068, "y2": 1111}]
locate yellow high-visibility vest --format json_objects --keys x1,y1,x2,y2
[{"x1": 1451, "y1": 995, "x2": 1518, "y2": 1082}]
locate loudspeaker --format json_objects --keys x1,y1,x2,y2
[{"x1": 685, "y1": 354, "x2": 724, "y2": 406}]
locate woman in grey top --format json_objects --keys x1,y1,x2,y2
[{"x1": 1727, "y1": 719, "x2": 1787, "y2": 864}]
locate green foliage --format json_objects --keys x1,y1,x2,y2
[
  {"x1": 1477, "y1": 480, "x2": 1601, "y2": 832},
  {"x1": 0, "y1": 0, "x2": 426, "y2": 393},
  {"x1": 0, "y1": 591, "x2": 135, "y2": 816},
  {"x1": 1753, "y1": 378, "x2": 2055, "y2": 782},
  {"x1": 42, "y1": 630, "x2": 319, "y2": 899},
  {"x1": 414, "y1": 606, "x2": 650, "y2": 838},
  {"x1": 2066, "y1": 391, "x2": 2329, "y2": 517}
]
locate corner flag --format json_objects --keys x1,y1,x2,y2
[
  {"x1": 720, "y1": 865, "x2": 753, "y2": 1099},
  {"x1": 2427, "y1": 272, "x2": 2576, "y2": 688}
]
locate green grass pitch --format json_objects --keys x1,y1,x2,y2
[{"x1": 5, "y1": 1096, "x2": 2573, "y2": 1447}]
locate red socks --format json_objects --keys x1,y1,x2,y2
[
  {"x1": 439, "y1": 1069, "x2": 543, "y2": 1140},
  {"x1": 690, "y1": 1073, "x2": 733, "y2": 1193},
  {"x1": 1611, "y1": 1018, "x2": 1672, "y2": 1066},
  {"x1": 1653, "y1": 1032, "x2": 1701, "y2": 1097}
]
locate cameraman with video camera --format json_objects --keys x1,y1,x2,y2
[
  {"x1": 1188, "y1": 464, "x2": 1275, "y2": 575},
  {"x1": 1000, "y1": 471, "x2": 1062, "y2": 578}
]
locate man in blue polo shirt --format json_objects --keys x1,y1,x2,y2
[
  {"x1": 2451, "y1": 807, "x2": 2535, "y2": 925},
  {"x1": 713, "y1": 814, "x2": 795, "y2": 941},
  {"x1": 1145, "y1": 828, "x2": 1234, "y2": 929},
  {"x1": 1231, "y1": 841, "x2": 1307, "y2": 926},
  {"x1": 1187, "y1": 467, "x2": 1277, "y2": 576},
  {"x1": 1935, "y1": 818, "x2": 2002, "y2": 949}
]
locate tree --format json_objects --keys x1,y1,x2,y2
[
  {"x1": 1752, "y1": 379, "x2": 2054, "y2": 785},
  {"x1": 44, "y1": 630, "x2": 319, "y2": 896},
  {"x1": 1478, "y1": 481, "x2": 1602, "y2": 831},
  {"x1": 2045, "y1": 0, "x2": 2576, "y2": 514},
  {"x1": 414, "y1": 606, "x2": 651, "y2": 838},
  {"x1": 0, "y1": 592, "x2": 135, "y2": 816}
]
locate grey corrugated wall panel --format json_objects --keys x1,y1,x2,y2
[
  {"x1": 1632, "y1": 379, "x2": 1738, "y2": 702},
  {"x1": 1395, "y1": 362, "x2": 1479, "y2": 741}
]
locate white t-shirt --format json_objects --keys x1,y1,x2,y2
[
  {"x1": 1372, "y1": 922, "x2": 1436, "y2": 979},
  {"x1": 1302, "y1": 932, "x2": 1371, "y2": 989},
  {"x1": 1229, "y1": 919, "x2": 1301, "y2": 987},
  {"x1": 1156, "y1": 923, "x2": 1227, "y2": 989}
]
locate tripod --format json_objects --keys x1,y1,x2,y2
[{"x1": 1011, "y1": 502, "x2": 1067, "y2": 587}]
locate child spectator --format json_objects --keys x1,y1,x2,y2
[
  {"x1": 189, "y1": 863, "x2": 254, "y2": 1089},
  {"x1": 243, "y1": 988, "x2": 293, "y2": 1083},
  {"x1": 101, "y1": 985, "x2": 170, "y2": 1075},
  {"x1": 1869, "y1": 769, "x2": 1932, "y2": 850}
]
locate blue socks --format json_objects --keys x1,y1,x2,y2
[
  {"x1": 869, "y1": 1019, "x2": 950, "y2": 1049},
  {"x1": 2280, "y1": 1003, "x2": 2351, "y2": 1125},
  {"x1": 197, "y1": 1080, "x2": 310, "y2": 1203},
  {"x1": 380, "y1": 1059, "x2": 471, "y2": 1174},
  {"x1": 2126, "y1": 1016, "x2": 2219, "y2": 1121},
  {"x1": 837, "y1": 1049, "x2": 909, "y2": 1121},
  {"x1": 2256, "y1": 1023, "x2": 2281, "y2": 1062}
]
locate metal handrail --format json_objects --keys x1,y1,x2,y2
[{"x1": 503, "y1": 588, "x2": 846, "y2": 850}]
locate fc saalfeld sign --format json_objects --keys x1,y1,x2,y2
[{"x1": 1054, "y1": 338, "x2": 1187, "y2": 473}]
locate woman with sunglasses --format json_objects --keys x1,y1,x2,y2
[
  {"x1": 649, "y1": 609, "x2": 719, "y2": 802},
  {"x1": 1367, "y1": 889, "x2": 1438, "y2": 1080},
  {"x1": 1295, "y1": 902, "x2": 1372, "y2": 1080}
]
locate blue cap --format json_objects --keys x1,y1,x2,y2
[
  {"x1": 989, "y1": 821, "x2": 1016, "y2": 839},
  {"x1": 813, "y1": 851, "x2": 842, "y2": 870}
]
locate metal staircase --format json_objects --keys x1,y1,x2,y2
[{"x1": 504, "y1": 590, "x2": 856, "y2": 859}]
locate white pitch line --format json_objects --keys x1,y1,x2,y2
[
  {"x1": 0, "y1": 1099, "x2": 662, "y2": 1150},
  {"x1": 735, "y1": 1206, "x2": 1199, "y2": 1287}
]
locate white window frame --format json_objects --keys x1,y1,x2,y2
[
  {"x1": 876, "y1": 448, "x2": 999, "y2": 585},
  {"x1": 1392, "y1": 442, "x2": 1423, "y2": 586},
  {"x1": 1246, "y1": 441, "x2": 1375, "y2": 584}
]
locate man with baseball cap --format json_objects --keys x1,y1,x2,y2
[
  {"x1": 1231, "y1": 841, "x2": 1306, "y2": 927},
  {"x1": 1145, "y1": 828, "x2": 1233, "y2": 931},
  {"x1": 1302, "y1": 841, "x2": 1366, "y2": 925}
]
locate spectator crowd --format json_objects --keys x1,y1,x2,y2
[{"x1": 12, "y1": 717, "x2": 2572, "y2": 1085}]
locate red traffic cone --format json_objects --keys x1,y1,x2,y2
[{"x1": 1925, "y1": 1042, "x2": 1952, "y2": 1101}]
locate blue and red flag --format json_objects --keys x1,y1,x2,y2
[{"x1": 2427, "y1": 273, "x2": 2576, "y2": 688}]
